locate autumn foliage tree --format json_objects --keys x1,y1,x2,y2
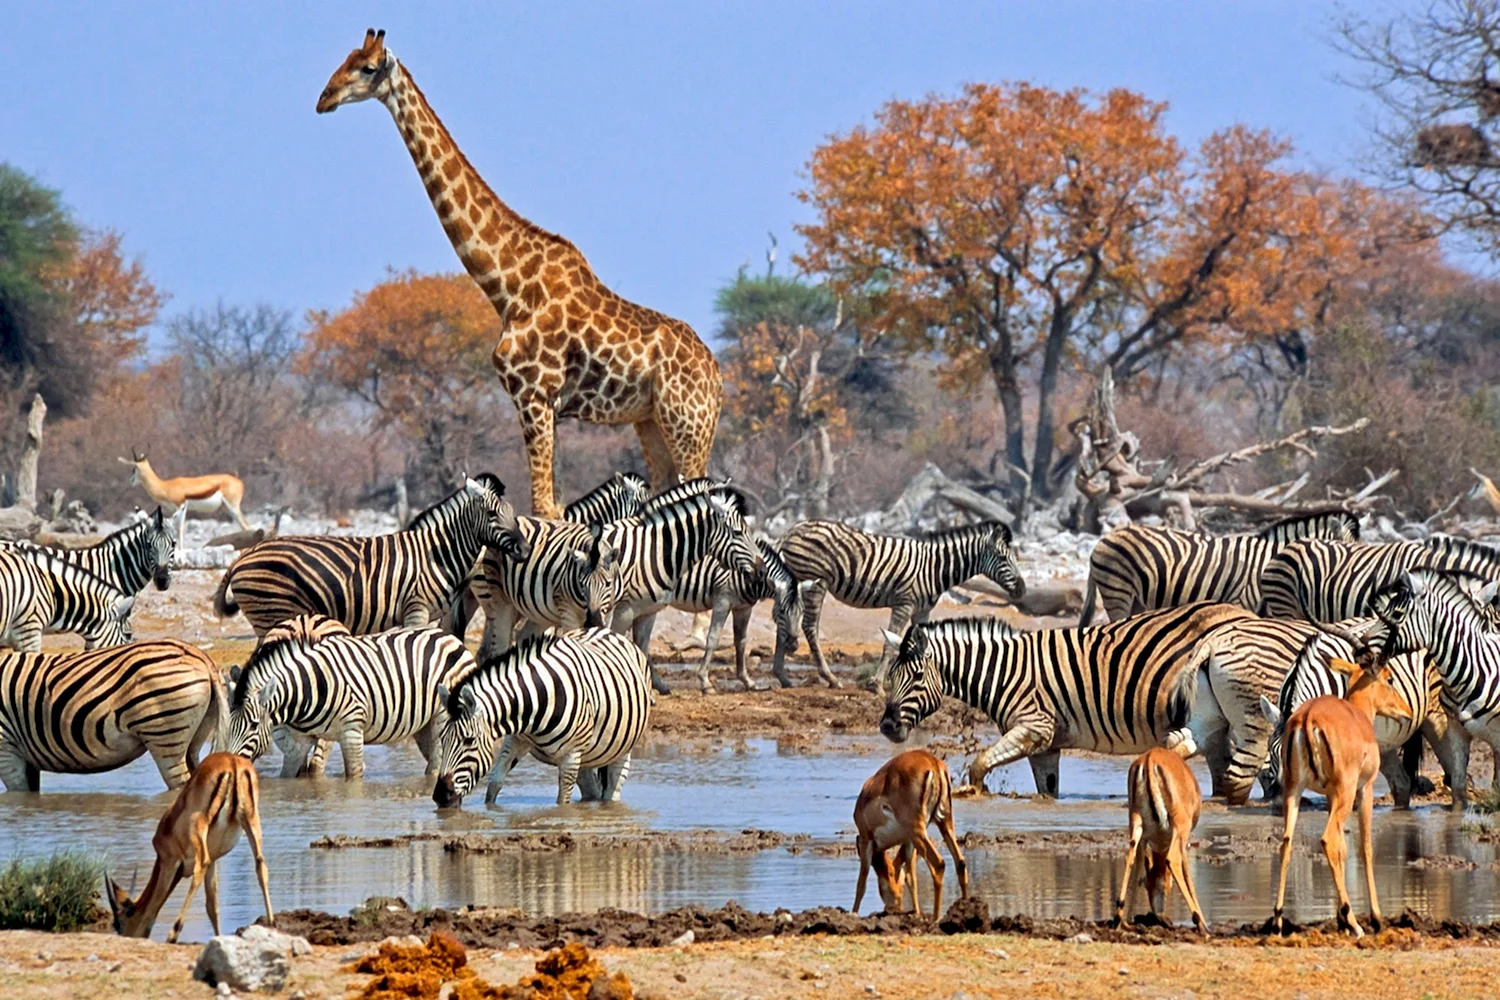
[
  {"x1": 796, "y1": 83, "x2": 1429, "y2": 502},
  {"x1": 301, "y1": 270, "x2": 512, "y2": 497}
]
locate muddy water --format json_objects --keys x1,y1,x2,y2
[{"x1": 1, "y1": 738, "x2": 1496, "y2": 943}]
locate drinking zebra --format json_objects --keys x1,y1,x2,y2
[
  {"x1": 223, "y1": 614, "x2": 477, "y2": 779},
  {"x1": 1257, "y1": 535, "x2": 1500, "y2": 621},
  {"x1": 431, "y1": 627, "x2": 653, "y2": 807},
  {"x1": 0, "y1": 640, "x2": 225, "y2": 791},
  {"x1": 604, "y1": 489, "x2": 760, "y2": 695},
  {"x1": 0, "y1": 548, "x2": 134, "y2": 652},
  {"x1": 1370, "y1": 570, "x2": 1500, "y2": 808},
  {"x1": 669, "y1": 537, "x2": 804, "y2": 692},
  {"x1": 782, "y1": 520, "x2": 1025, "y2": 690},
  {"x1": 879, "y1": 603, "x2": 1256, "y2": 796},
  {"x1": 2, "y1": 506, "x2": 176, "y2": 595},
  {"x1": 213, "y1": 474, "x2": 527, "y2": 636},
  {"x1": 563, "y1": 471, "x2": 648, "y2": 526},
  {"x1": 1080, "y1": 511, "x2": 1359, "y2": 623}
]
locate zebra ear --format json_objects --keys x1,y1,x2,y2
[
  {"x1": 463, "y1": 475, "x2": 483, "y2": 495},
  {"x1": 152, "y1": 507, "x2": 164, "y2": 529},
  {"x1": 257, "y1": 676, "x2": 279, "y2": 707},
  {"x1": 459, "y1": 685, "x2": 478, "y2": 714},
  {"x1": 112, "y1": 595, "x2": 135, "y2": 620},
  {"x1": 881, "y1": 629, "x2": 904, "y2": 647},
  {"x1": 436, "y1": 683, "x2": 450, "y2": 703},
  {"x1": 229, "y1": 665, "x2": 242, "y2": 683},
  {"x1": 1259, "y1": 695, "x2": 1281, "y2": 728},
  {"x1": 1479, "y1": 581, "x2": 1500, "y2": 606}
]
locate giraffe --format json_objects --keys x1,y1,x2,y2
[{"x1": 316, "y1": 29, "x2": 723, "y2": 518}]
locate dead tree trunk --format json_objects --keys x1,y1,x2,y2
[{"x1": 16, "y1": 394, "x2": 46, "y2": 512}]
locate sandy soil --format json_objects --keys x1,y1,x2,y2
[{"x1": 4, "y1": 922, "x2": 1500, "y2": 1000}]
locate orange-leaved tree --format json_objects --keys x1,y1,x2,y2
[
  {"x1": 300, "y1": 270, "x2": 511, "y2": 496},
  {"x1": 797, "y1": 82, "x2": 1425, "y2": 499}
]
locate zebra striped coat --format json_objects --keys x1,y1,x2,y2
[
  {"x1": 0, "y1": 549, "x2": 134, "y2": 652},
  {"x1": 669, "y1": 537, "x2": 803, "y2": 693},
  {"x1": 224, "y1": 615, "x2": 476, "y2": 779},
  {"x1": 213, "y1": 475, "x2": 526, "y2": 636},
  {"x1": 432, "y1": 627, "x2": 652, "y2": 807},
  {"x1": 880, "y1": 603, "x2": 1256, "y2": 795},
  {"x1": 1258, "y1": 535, "x2": 1500, "y2": 621},
  {"x1": 1371, "y1": 570, "x2": 1500, "y2": 809},
  {"x1": 0, "y1": 640, "x2": 225, "y2": 791},
  {"x1": 563, "y1": 472, "x2": 647, "y2": 526},
  {"x1": 1080, "y1": 511, "x2": 1359, "y2": 623},
  {"x1": 781, "y1": 519, "x2": 1026, "y2": 688},
  {"x1": 2, "y1": 507, "x2": 176, "y2": 596}
]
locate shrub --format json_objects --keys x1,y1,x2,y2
[{"x1": 0, "y1": 853, "x2": 105, "y2": 932}]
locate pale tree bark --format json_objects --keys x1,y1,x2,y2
[{"x1": 16, "y1": 394, "x2": 46, "y2": 512}]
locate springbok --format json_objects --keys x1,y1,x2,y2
[
  {"x1": 852, "y1": 749, "x2": 968, "y2": 919},
  {"x1": 119, "y1": 449, "x2": 250, "y2": 546},
  {"x1": 1266, "y1": 657, "x2": 1412, "y2": 939},
  {"x1": 1114, "y1": 747, "x2": 1208, "y2": 932},
  {"x1": 105, "y1": 752, "x2": 273, "y2": 943}
]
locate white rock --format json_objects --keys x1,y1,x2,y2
[
  {"x1": 378, "y1": 934, "x2": 426, "y2": 950},
  {"x1": 215, "y1": 983, "x2": 231, "y2": 997},
  {"x1": 193, "y1": 935, "x2": 289, "y2": 993},
  {"x1": 670, "y1": 929, "x2": 696, "y2": 947},
  {"x1": 239, "y1": 923, "x2": 314, "y2": 958},
  {"x1": 1065, "y1": 932, "x2": 1094, "y2": 944}
]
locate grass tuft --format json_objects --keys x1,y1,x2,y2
[
  {"x1": 1470, "y1": 783, "x2": 1500, "y2": 815},
  {"x1": 0, "y1": 853, "x2": 105, "y2": 932}
]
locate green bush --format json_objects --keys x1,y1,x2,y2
[{"x1": 0, "y1": 853, "x2": 105, "y2": 932}]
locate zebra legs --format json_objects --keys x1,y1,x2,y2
[
  {"x1": 148, "y1": 746, "x2": 193, "y2": 791},
  {"x1": 695, "y1": 603, "x2": 733, "y2": 693},
  {"x1": 628, "y1": 612, "x2": 671, "y2": 696},
  {"x1": 338, "y1": 728, "x2": 366, "y2": 780},
  {"x1": 731, "y1": 606, "x2": 755, "y2": 691},
  {"x1": 1027, "y1": 750, "x2": 1061, "y2": 797},
  {"x1": 484, "y1": 736, "x2": 522, "y2": 804},
  {"x1": 477, "y1": 602, "x2": 521, "y2": 665},
  {"x1": 556, "y1": 748, "x2": 584, "y2": 806},
  {"x1": 798, "y1": 582, "x2": 841, "y2": 688},
  {"x1": 969, "y1": 719, "x2": 1055, "y2": 793},
  {"x1": 0, "y1": 743, "x2": 34, "y2": 792},
  {"x1": 600, "y1": 756, "x2": 631, "y2": 802}
]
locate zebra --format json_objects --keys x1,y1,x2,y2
[
  {"x1": 0, "y1": 548, "x2": 134, "y2": 652},
  {"x1": 0, "y1": 639, "x2": 226, "y2": 791},
  {"x1": 2, "y1": 506, "x2": 176, "y2": 596},
  {"x1": 1257, "y1": 534, "x2": 1500, "y2": 622},
  {"x1": 879, "y1": 602, "x2": 1256, "y2": 796},
  {"x1": 212, "y1": 474, "x2": 528, "y2": 636},
  {"x1": 1080, "y1": 511, "x2": 1359, "y2": 623},
  {"x1": 470, "y1": 518, "x2": 624, "y2": 663},
  {"x1": 668, "y1": 536, "x2": 803, "y2": 693},
  {"x1": 223, "y1": 614, "x2": 476, "y2": 779},
  {"x1": 1370, "y1": 569, "x2": 1500, "y2": 809},
  {"x1": 603, "y1": 489, "x2": 761, "y2": 695},
  {"x1": 563, "y1": 471, "x2": 648, "y2": 526},
  {"x1": 781, "y1": 519, "x2": 1025, "y2": 690},
  {"x1": 431, "y1": 627, "x2": 653, "y2": 807}
]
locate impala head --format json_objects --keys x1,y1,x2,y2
[
  {"x1": 879, "y1": 625, "x2": 944, "y2": 742},
  {"x1": 1329, "y1": 657, "x2": 1414, "y2": 723},
  {"x1": 706, "y1": 490, "x2": 761, "y2": 575},
  {"x1": 117, "y1": 448, "x2": 148, "y2": 486},
  {"x1": 146, "y1": 507, "x2": 175, "y2": 591},
  {"x1": 104, "y1": 871, "x2": 153, "y2": 938},
  {"x1": 317, "y1": 28, "x2": 394, "y2": 114},
  {"x1": 976, "y1": 522, "x2": 1025, "y2": 599},
  {"x1": 432, "y1": 681, "x2": 497, "y2": 808},
  {"x1": 576, "y1": 524, "x2": 622, "y2": 628}
]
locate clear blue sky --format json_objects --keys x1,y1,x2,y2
[{"x1": 2, "y1": 1, "x2": 1399, "y2": 345}]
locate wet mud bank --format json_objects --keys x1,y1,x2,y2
[{"x1": 269, "y1": 896, "x2": 1500, "y2": 951}]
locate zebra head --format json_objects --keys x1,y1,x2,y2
[
  {"x1": 465, "y1": 474, "x2": 531, "y2": 561},
  {"x1": 146, "y1": 507, "x2": 176, "y2": 591},
  {"x1": 879, "y1": 625, "x2": 944, "y2": 743},
  {"x1": 1259, "y1": 695, "x2": 1287, "y2": 799},
  {"x1": 706, "y1": 491, "x2": 761, "y2": 575},
  {"x1": 224, "y1": 634, "x2": 308, "y2": 762},
  {"x1": 760, "y1": 539, "x2": 802, "y2": 656},
  {"x1": 85, "y1": 594, "x2": 135, "y2": 650},
  {"x1": 576, "y1": 524, "x2": 623, "y2": 628},
  {"x1": 432, "y1": 682, "x2": 494, "y2": 807},
  {"x1": 977, "y1": 522, "x2": 1025, "y2": 599}
]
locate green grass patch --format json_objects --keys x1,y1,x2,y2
[{"x1": 0, "y1": 853, "x2": 105, "y2": 932}]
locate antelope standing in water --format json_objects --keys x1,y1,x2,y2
[
  {"x1": 1114, "y1": 747, "x2": 1208, "y2": 932},
  {"x1": 105, "y1": 752, "x2": 273, "y2": 943},
  {"x1": 852, "y1": 749, "x2": 968, "y2": 919}
]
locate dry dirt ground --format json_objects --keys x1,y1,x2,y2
[{"x1": 4, "y1": 926, "x2": 1500, "y2": 1000}]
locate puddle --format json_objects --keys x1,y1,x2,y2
[{"x1": 1, "y1": 738, "x2": 1495, "y2": 942}]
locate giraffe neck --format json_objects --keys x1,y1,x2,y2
[{"x1": 381, "y1": 57, "x2": 558, "y2": 316}]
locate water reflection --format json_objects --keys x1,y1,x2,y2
[{"x1": 0, "y1": 738, "x2": 1494, "y2": 942}]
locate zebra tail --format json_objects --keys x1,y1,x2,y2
[
  {"x1": 211, "y1": 567, "x2": 239, "y2": 619},
  {"x1": 209, "y1": 666, "x2": 231, "y2": 755}
]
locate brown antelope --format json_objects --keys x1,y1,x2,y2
[
  {"x1": 852, "y1": 749, "x2": 968, "y2": 919},
  {"x1": 119, "y1": 448, "x2": 250, "y2": 547},
  {"x1": 1271, "y1": 657, "x2": 1412, "y2": 939},
  {"x1": 106, "y1": 752, "x2": 273, "y2": 943},
  {"x1": 1114, "y1": 747, "x2": 1208, "y2": 933}
]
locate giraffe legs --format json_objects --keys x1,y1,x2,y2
[
  {"x1": 653, "y1": 385, "x2": 718, "y2": 482},
  {"x1": 633, "y1": 419, "x2": 680, "y2": 493},
  {"x1": 517, "y1": 396, "x2": 562, "y2": 519}
]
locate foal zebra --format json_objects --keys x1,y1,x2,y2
[
  {"x1": 432, "y1": 627, "x2": 653, "y2": 807},
  {"x1": 1080, "y1": 511, "x2": 1359, "y2": 623},
  {"x1": 213, "y1": 474, "x2": 526, "y2": 636},
  {"x1": 223, "y1": 615, "x2": 476, "y2": 779},
  {"x1": 0, "y1": 640, "x2": 225, "y2": 791},
  {"x1": 1371, "y1": 570, "x2": 1500, "y2": 808},
  {"x1": 879, "y1": 602, "x2": 1256, "y2": 796},
  {"x1": 669, "y1": 537, "x2": 804, "y2": 693},
  {"x1": 0, "y1": 549, "x2": 134, "y2": 652},
  {"x1": 1257, "y1": 535, "x2": 1500, "y2": 622},
  {"x1": 2, "y1": 507, "x2": 176, "y2": 595},
  {"x1": 563, "y1": 472, "x2": 648, "y2": 526},
  {"x1": 781, "y1": 520, "x2": 1025, "y2": 689}
]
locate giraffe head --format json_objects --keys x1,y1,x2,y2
[{"x1": 316, "y1": 28, "x2": 393, "y2": 114}]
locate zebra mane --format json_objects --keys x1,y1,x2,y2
[
  {"x1": 564, "y1": 471, "x2": 647, "y2": 521},
  {"x1": 905, "y1": 615, "x2": 1017, "y2": 658},
  {"x1": 13, "y1": 545, "x2": 123, "y2": 596},
  {"x1": 231, "y1": 616, "x2": 349, "y2": 708},
  {"x1": 915, "y1": 519, "x2": 1011, "y2": 546},
  {"x1": 1256, "y1": 510, "x2": 1359, "y2": 543},
  {"x1": 631, "y1": 489, "x2": 738, "y2": 529},
  {"x1": 642, "y1": 479, "x2": 749, "y2": 516},
  {"x1": 406, "y1": 475, "x2": 500, "y2": 531},
  {"x1": 449, "y1": 632, "x2": 565, "y2": 716},
  {"x1": 1422, "y1": 534, "x2": 1500, "y2": 569},
  {"x1": 756, "y1": 537, "x2": 794, "y2": 586}
]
